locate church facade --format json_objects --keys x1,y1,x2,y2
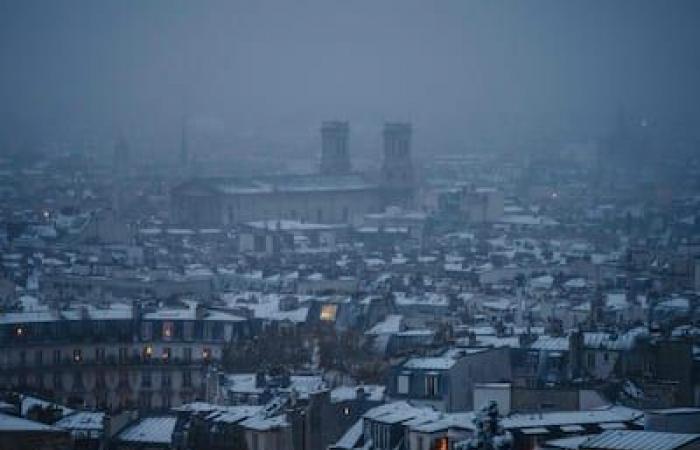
[{"x1": 170, "y1": 122, "x2": 415, "y2": 227}]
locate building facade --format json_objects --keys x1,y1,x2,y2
[
  {"x1": 0, "y1": 302, "x2": 248, "y2": 411},
  {"x1": 171, "y1": 122, "x2": 416, "y2": 227}
]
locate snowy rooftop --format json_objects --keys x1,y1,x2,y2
[
  {"x1": 330, "y1": 385, "x2": 386, "y2": 403},
  {"x1": 54, "y1": 411, "x2": 104, "y2": 431},
  {"x1": 403, "y1": 356, "x2": 457, "y2": 370},
  {"x1": 118, "y1": 417, "x2": 177, "y2": 444},
  {"x1": 365, "y1": 315, "x2": 403, "y2": 335},
  {"x1": 0, "y1": 412, "x2": 63, "y2": 433},
  {"x1": 581, "y1": 430, "x2": 700, "y2": 450},
  {"x1": 239, "y1": 414, "x2": 288, "y2": 431}
]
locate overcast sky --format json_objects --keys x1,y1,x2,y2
[{"x1": 1, "y1": 0, "x2": 699, "y2": 156}]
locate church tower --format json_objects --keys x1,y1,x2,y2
[
  {"x1": 380, "y1": 122, "x2": 415, "y2": 207},
  {"x1": 320, "y1": 121, "x2": 351, "y2": 175}
]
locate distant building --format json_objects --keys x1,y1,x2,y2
[
  {"x1": 171, "y1": 122, "x2": 416, "y2": 227},
  {"x1": 387, "y1": 347, "x2": 511, "y2": 412},
  {"x1": 320, "y1": 121, "x2": 351, "y2": 176},
  {"x1": 380, "y1": 123, "x2": 416, "y2": 208},
  {"x1": 460, "y1": 186, "x2": 504, "y2": 223},
  {"x1": 0, "y1": 301, "x2": 248, "y2": 411}
]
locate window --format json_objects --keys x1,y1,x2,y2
[
  {"x1": 139, "y1": 393, "x2": 152, "y2": 409},
  {"x1": 161, "y1": 371, "x2": 171, "y2": 388},
  {"x1": 73, "y1": 349, "x2": 82, "y2": 363},
  {"x1": 18, "y1": 351, "x2": 26, "y2": 367},
  {"x1": 73, "y1": 370, "x2": 84, "y2": 390},
  {"x1": 183, "y1": 348, "x2": 192, "y2": 363},
  {"x1": 34, "y1": 350, "x2": 43, "y2": 367},
  {"x1": 162, "y1": 322, "x2": 174, "y2": 340},
  {"x1": 202, "y1": 348, "x2": 211, "y2": 361},
  {"x1": 53, "y1": 349, "x2": 62, "y2": 365},
  {"x1": 141, "y1": 322, "x2": 152, "y2": 340},
  {"x1": 587, "y1": 353, "x2": 595, "y2": 369},
  {"x1": 183, "y1": 322, "x2": 194, "y2": 341},
  {"x1": 397, "y1": 374, "x2": 410, "y2": 394},
  {"x1": 433, "y1": 437, "x2": 449, "y2": 450},
  {"x1": 95, "y1": 348, "x2": 106, "y2": 363},
  {"x1": 142, "y1": 371, "x2": 152, "y2": 388},
  {"x1": 143, "y1": 345, "x2": 153, "y2": 359},
  {"x1": 254, "y1": 235, "x2": 266, "y2": 252},
  {"x1": 162, "y1": 347, "x2": 171, "y2": 362},
  {"x1": 425, "y1": 374, "x2": 439, "y2": 397},
  {"x1": 183, "y1": 370, "x2": 192, "y2": 387},
  {"x1": 119, "y1": 347, "x2": 128, "y2": 363},
  {"x1": 53, "y1": 372, "x2": 63, "y2": 389},
  {"x1": 320, "y1": 304, "x2": 338, "y2": 322}
]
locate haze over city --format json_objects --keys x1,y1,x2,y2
[{"x1": 0, "y1": 2, "x2": 700, "y2": 450}]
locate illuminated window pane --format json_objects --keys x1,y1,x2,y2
[{"x1": 320, "y1": 304, "x2": 338, "y2": 321}]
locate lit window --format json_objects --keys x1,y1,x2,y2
[
  {"x1": 343, "y1": 406, "x2": 350, "y2": 416},
  {"x1": 144, "y1": 345, "x2": 153, "y2": 359},
  {"x1": 320, "y1": 304, "x2": 338, "y2": 321},
  {"x1": 162, "y1": 348, "x2": 171, "y2": 361},
  {"x1": 202, "y1": 348, "x2": 211, "y2": 361},
  {"x1": 434, "y1": 437, "x2": 449, "y2": 450},
  {"x1": 15, "y1": 326, "x2": 24, "y2": 337},
  {"x1": 73, "y1": 349, "x2": 82, "y2": 363},
  {"x1": 163, "y1": 322, "x2": 173, "y2": 339}
]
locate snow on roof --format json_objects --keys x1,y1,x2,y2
[
  {"x1": 0, "y1": 412, "x2": 63, "y2": 433},
  {"x1": 656, "y1": 297, "x2": 690, "y2": 311},
  {"x1": 222, "y1": 292, "x2": 310, "y2": 323},
  {"x1": 54, "y1": 411, "x2": 104, "y2": 431},
  {"x1": 583, "y1": 328, "x2": 647, "y2": 351},
  {"x1": 542, "y1": 434, "x2": 590, "y2": 449},
  {"x1": 403, "y1": 356, "x2": 456, "y2": 370},
  {"x1": 410, "y1": 412, "x2": 475, "y2": 433},
  {"x1": 366, "y1": 315, "x2": 403, "y2": 335},
  {"x1": 530, "y1": 336, "x2": 570, "y2": 352},
  {"x1": 502, "y1": 406, "x2": 642, "y2": 429},
  {"x1": 208, "y1": 406, "x2": 263, "y2": 424},
  {"x1": 118, "y1": 417, "x2": 177, "y2": 444},
  {"x1": 363, "y1": 402, "x2": 435, "y2": 425},
  {"x1": 330, "y1": 385, "x2": 386, "y2": 403},
  {"x1": 530, "y1": 275, "x2": 554, "y2": 289},
  {"x1": 605, "y1": 293, "x2": 629, "y2": 310},
  {"x1": 394, "y1": 292, "x2": 449, "y2": 307},
  {"x1": 564, "y1": 278, "x2": 587, "y2": 289},
  {"x1": 500, "y1": 215, "x2": 558, "y2": 226},
  {"x1": 332, "y1": 419, "x2": 364, "y2": 449},
  {"x1": 21, "y1": 396, "x2": 73, "y2": 417},
  {"x1": 582, "y1": 430, "x2": 700, "y2": 450},
  {"x1": 239, "y1": 414, "x2": 288, "y2": 431},
  {"x1": 246, "y1": 220, "x2": 342, "y2": 232},
  {"x1": 482, "y1": 298, "x2": 514, "y2": 311}
]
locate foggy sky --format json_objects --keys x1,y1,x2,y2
[{"x1": 1, "y1": 0, "x2": 699, "y2": 156}]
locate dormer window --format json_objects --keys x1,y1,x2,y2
[
  {"x1": 425, "y1": 373, "x2": 439, "y2": 397},
  {"x1": 397, "y1": 374, "x2": 410, "y2": 394}
]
